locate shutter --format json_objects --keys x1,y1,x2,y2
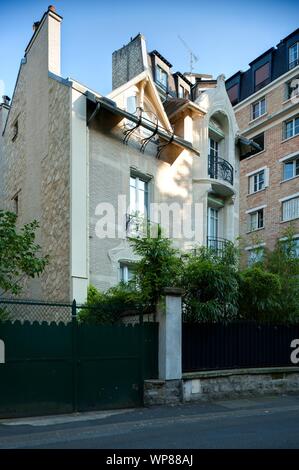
[{"x1": 255, "y1": 63, "x2": 270, "y2": 86}]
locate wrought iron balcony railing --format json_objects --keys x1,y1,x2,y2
[
  {"x1": 207, "y1": 236, "x2": 230, "y2": 255},
  {"x1": 208, "y1": 155, "x2": 234, "y2": 185}
]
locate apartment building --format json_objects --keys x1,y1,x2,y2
[
  {"x1": 226, "y1": 28, "x2": 299, "y2": 264},
  {"x1": 0, "y1": 6, "x2": 240, "y2": 302}
]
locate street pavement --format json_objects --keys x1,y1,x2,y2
[{"x1": 0, "y1": 394, "x2": 299, "y2": 449}]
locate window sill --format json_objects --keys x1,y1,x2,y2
[
  {"x1": 281, "y1": 134, "x2": 299, "y2": 144},
  {"x1": 249, "y1": 112, "x2": 268, "y2": 125},
  {"x1": 246, "y1": 227, "x2": 265, "y2": 234},
  {"x1": 280, "y1": 216, "x2": 299, "y2": 224},
  {"x1": 243, "y1": 149, "x2": 266, "y2": 161},
  {"x1": 280, "y1": 174, "x2": 299, "y2": 184},
  {"x1": 247, "y1": 187, "x2": 267, "y2": 197}
]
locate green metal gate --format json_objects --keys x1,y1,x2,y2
[{"x1": 0, "y1": 300, "x2": 158, "y2": 418}]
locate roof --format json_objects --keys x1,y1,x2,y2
[{"x1": 150, "y1": 50, "x2": 173, "y2": 68}]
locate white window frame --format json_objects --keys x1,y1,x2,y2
[
  {"x1": 282, "y1": 156, "x2": 299, "y2": 181},
  {"x1": 289, "y1": 42, "x2": 299, "y2": 70},
  {"x1": 247, "y1": 167, "x2": 268, "y2": 194},
  {"x1": 156, "y1": 65, "x2": 168, "y2": 90},
  {"x1": 284, "y1": 116, "x2": 299, "y2": 140},
  {"x1": 251, "y1": 97, "x2": 266, "y2": 120},
  {"x1": 281, "y1": 195, "x2": 299, "y2": 222},
  {"x1": 120, "y1": 262, "x2": 136, "y2": 283},
  {"x1": 247, "y1": 247, "x2": 264, "y2": 266},
  {"x1": 248, "y1": 209, "x2": 264, "y2": 232}
]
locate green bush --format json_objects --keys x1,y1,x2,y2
[
  {"x1": 78, "y1": 283, "x2": 141, "y2": 325},
  {"x1": 129, "y1": 225, "x2": 182, "y2": 314},
  {"x1": 239, "y1": 267, "x2": 282, "y2": 322},
  {"x1": 182, "y1": 245, "x2": 240, "y2": 323},
  {"x1": 0, "y1": 307, "x2": 9, "y2": 322}
]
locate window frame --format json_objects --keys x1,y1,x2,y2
[
  {"x1": 248, "y1": 169, "x2": 266, "y2": 194},
  {"x1": 283, "y1": 116, "x2": 299, "y2": 140},
  {"x1": 251, "y1": 97, "x2": 266, "y2": 120},
  {"x1": 156, "y1": 65, "x2": 168, "y2": 91},
  {"x1": 289, "y1": 42, "x2": 299, "y2": 70},
  {"x1": 281, "y1": 196, "x2": 299, "y2": 222},
  {"x1": 248, "y1": 208, "x2": 264, "y2": 232},
  {"x1": 283, "y1": 156, "x2": 299, "y2": 181}
]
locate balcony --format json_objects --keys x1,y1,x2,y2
[
  {"x1": 207, "y1": 237, "x2": 230, "y2": 255},
  {"x1": 208, "y1": 155, "x2": 234, "y2": 186}
]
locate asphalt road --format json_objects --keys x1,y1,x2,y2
[{"x1": 1, "y1": 394, "x2": 299, "y2": 449}]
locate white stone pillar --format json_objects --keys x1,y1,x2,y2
[{"x1": 157, "y1": 287, "x2": 183, "y2": 381}]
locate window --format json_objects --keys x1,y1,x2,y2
[
  {"x1": 281, "y1": 238, "x2": 299, "y2": 258},
  {"x1": 12, "y1": 119, "x2": 18, "y2": 141},
  {"x1": 120, "y1": 263, "x2": 136, "y2": 283},
  {"x1": 209, "y1": 138, "x2": 219, "y2": 158},
  {"x1": 283, "y1": 116, "x2": 299, "y2": 139},
  {"x1": 286, "y1": 77, "x2": 299, "y2": 100},
  {"x1": 250, "y1": 133, "x2": 265, "y2": 155},
  {"x1": 282, "y1": 196, "x2": 299, "y2": 221},
  {"x1": 283, "y1": 157, "x2": 299, "y2": 180},
  {"x1": 254, "y1": 63, "x2": 270, "y2": 91},
  {"x1": 248, "y1": 169, "x2": 265, "y2": 194},
  {"x1": 208, "y1": 207, "x2": 219, "y2": 240},
  {"x1": 128, "y1": 173, "x2": 149, "y2": 235},
  {"x1": 248, "y1": 209, "x2": 264, "y2": 232},
  {"x1": 156, "y1": 65, "x2": 168, "y2": 90},
  {"x1": 178, "y1": 85, "x2": 185, "y2": 98},
  {"x1": 289, "y1": 42, "x2": 299, "y2": 70},
  {"x1": 252, "y1": 98, "x2": 266, "y2": 120},
  {"x1": 248, "y1": 248, "x2": 264, "y2": 266},
  {"x1": 126, "y1": 95, "x2": 137, "y2": 114},
  {"x1": 227, "y1": 83, "x2": 239, "y2": 105}
]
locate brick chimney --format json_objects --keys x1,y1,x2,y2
[{"x1": 112, "y1": 34, "x2": 148, "y2": 90}]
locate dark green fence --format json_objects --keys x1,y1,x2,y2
[{"x1": 0, "y1": 300, "x2": 158, "y2": 418}]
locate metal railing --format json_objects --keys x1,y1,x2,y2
[
  {"x1": 208, "y1": 154, "x2": 234, "y2": 185},
  {"x1": 207, "y1": 236, "x2": 230, "y2": 255}
]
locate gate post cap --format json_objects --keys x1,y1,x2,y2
[{"x1": 163, "y1": 287, "x2": 184, "y2": 296}]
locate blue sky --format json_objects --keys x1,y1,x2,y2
[{"x1": 0, "y1": 0, "x2": 298, "y2": 99}]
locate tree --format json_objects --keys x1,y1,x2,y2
[
  {"x1": 0, "y1": 210, "x2": 49, "y2": 297},
  {"x1": 182, "y1": 244, "x2": 240, "y2": 323},
  {"x1": 129, "y1": 225, "x2": 182, "y2": 314}
]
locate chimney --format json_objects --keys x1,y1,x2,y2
[
  {"x1": 2, "y1": 95, "x2": 11, "y2": 106},
  {"x1": 112, "y1": 34, "x2": 148, "y2": 90},
  {"x1": 25, "y1": 5, "x2": 62, "y2": 76},
  {"x1": 32, "y1": 21, "x2": 40, "y2": 32}
]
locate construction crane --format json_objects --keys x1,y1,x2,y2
[{"x1": 178, "y1": 35, "x2": 199, "y2": 74}]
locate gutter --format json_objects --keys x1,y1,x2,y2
[{"x1": 86, "y1": 92, "x2": 200, "y2": 157}]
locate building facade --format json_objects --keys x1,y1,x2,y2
[
  {"x1": 0, "y1": 6, "x2": 240, "y2": 302},
  {"x1": 226, "y1": 29, "x2": 299, "y2": 264}
]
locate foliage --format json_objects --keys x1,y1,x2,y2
[
  {"x1": 78, "y1": 283, "x2": 141, "y2": 325},
  {"x1": 239, "y1": 229, "x2": 299, "y2": 323},
  {"x1": 129, "y1": 225, "x2": 182, "y2": 313},
  {"x1": 0, "y1": 210, "x2": 49, "y2": 297},
  {"x1": 182, "y1": 244, "x2": 240, "y2": 323},
  {"x1": 0, "y1": 307, "x2": 9, "y2": 322},
  {"x1": 239, "y1": 267, "x2": 282, "y2": 322}
]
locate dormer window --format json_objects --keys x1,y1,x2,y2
[
  {"x1": 254, "y1": 62, "x2": 270, "y2": 92},
  {"x1": 156, "y1": 65, "x2": 168, "y2": 90},
  {"x1": 289, "y1": 42, "x2": 299, "y2": 70},
  {"x1": 126, "y1": 95, "x2": 137, "y2": 114}
]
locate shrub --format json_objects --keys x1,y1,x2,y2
[
  {"x1": 129, "y1": 225, "x2": 182, "y2": 313},
  {"x1": 78, "y1": 283, "x2": 141, "y2": 325},
  {"x1": 182, "y1": 244, "x2": 240, "y2": 323},
  {"x1": 239, "y1": 267, "x2": 282, "y2": 322}
]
